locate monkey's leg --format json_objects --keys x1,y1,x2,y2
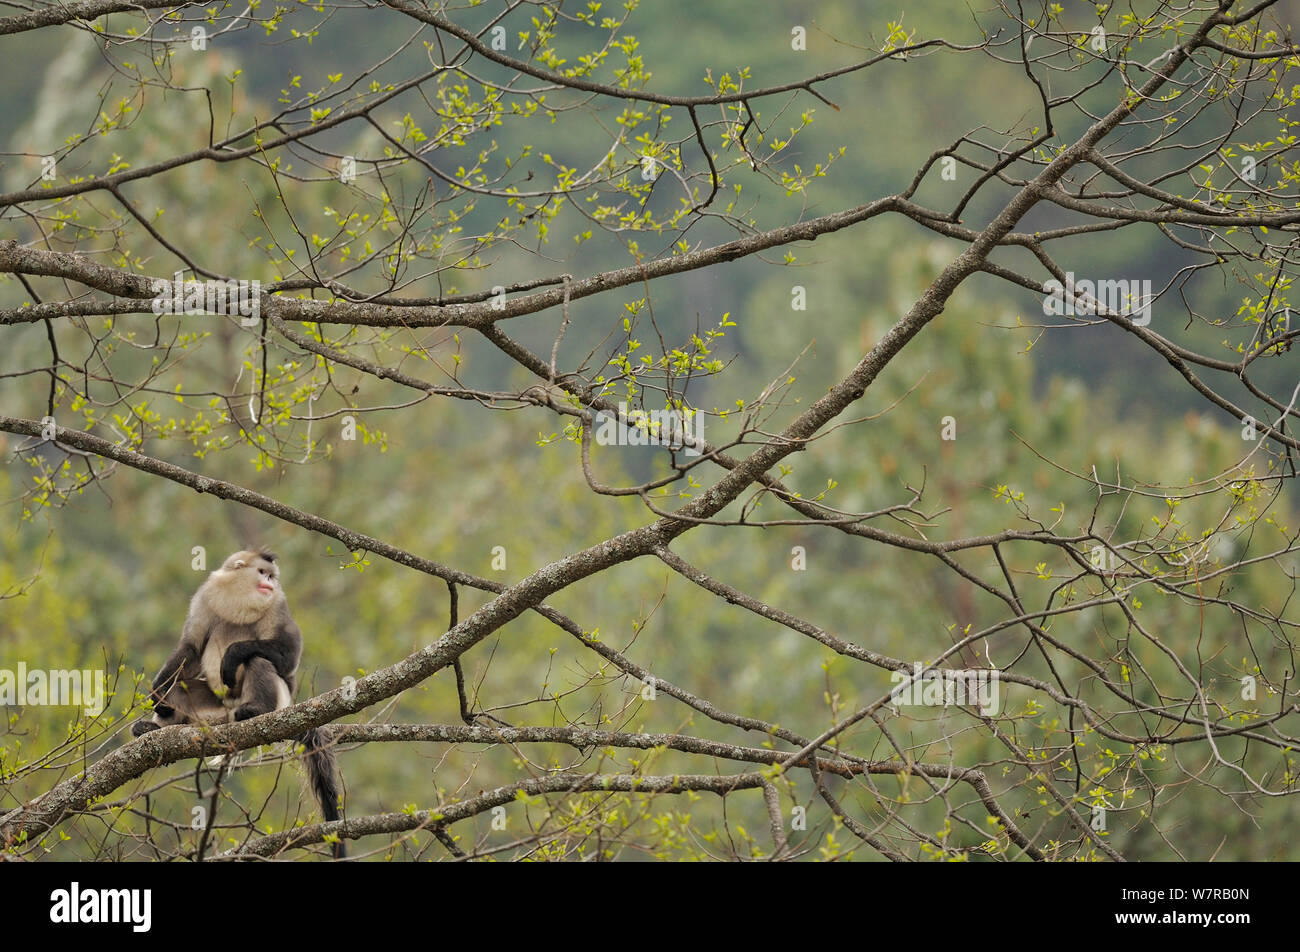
[
  {"x1": 132, "y1": 679, "x2": 228, "y2": 736},
  {"x1": 131, "y1": 681, "x2": 223, "y2": 738},
  {"x1": 179, "y1": 680, "x2": 233, "y2": 725},
  {"x1": 231, "y1": 657, "x2": 291, "y2": 722}
]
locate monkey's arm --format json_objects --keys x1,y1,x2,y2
[
  {"x1": 149, "y1": 642, "x2": 199, "y2": 714},
  {"x1": 149, "y1": 610, "x2": 210, "y2": 712},
  {"x1": 220, "y1": 620, "x2": 302, "y2": 689}
]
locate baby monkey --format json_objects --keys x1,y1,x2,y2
[{"x1": 134, "y1": 549, "x2": 345, "y2": 856}]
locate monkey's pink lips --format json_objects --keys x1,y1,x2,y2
[{"x1": 257, "y1": 583, "x2": 274, "y2": 595}]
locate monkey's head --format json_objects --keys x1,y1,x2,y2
[{"x1": 205, "y1": 549, "x2": 283, "y2": 623}]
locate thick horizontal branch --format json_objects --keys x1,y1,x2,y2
[{"x1": 0, "y1": 0, "x2": 200, "y2": 35}]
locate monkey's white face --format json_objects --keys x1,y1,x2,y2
[
  {"x1": 204, "y1": 550, "x2": 283, "y2": 625},
  {"x1": 220, "y1": 552, "x2": 280, "y2": 602},
  {"x1": 251, "y1": 562, "x2": 277, "y2": 597}
]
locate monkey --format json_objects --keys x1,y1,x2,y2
[
  {"x1": 132, "y1": 549, "x2": 346, "y2": 858},
  {"x1": 133, "y1": 549, "x2": 298, "y2": 729}
]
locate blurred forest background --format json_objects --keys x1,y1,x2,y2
[{"x1": 3, "y1": 1, "x2": 1300, "y2": 860}]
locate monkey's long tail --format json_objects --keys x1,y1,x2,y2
[{"x1": 299, "y1": 726, "x2": 346, "y2": 859}]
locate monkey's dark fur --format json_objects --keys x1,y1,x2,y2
[{"x1": 133, "y1": 549, "x2": 346, "y2": 857}]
